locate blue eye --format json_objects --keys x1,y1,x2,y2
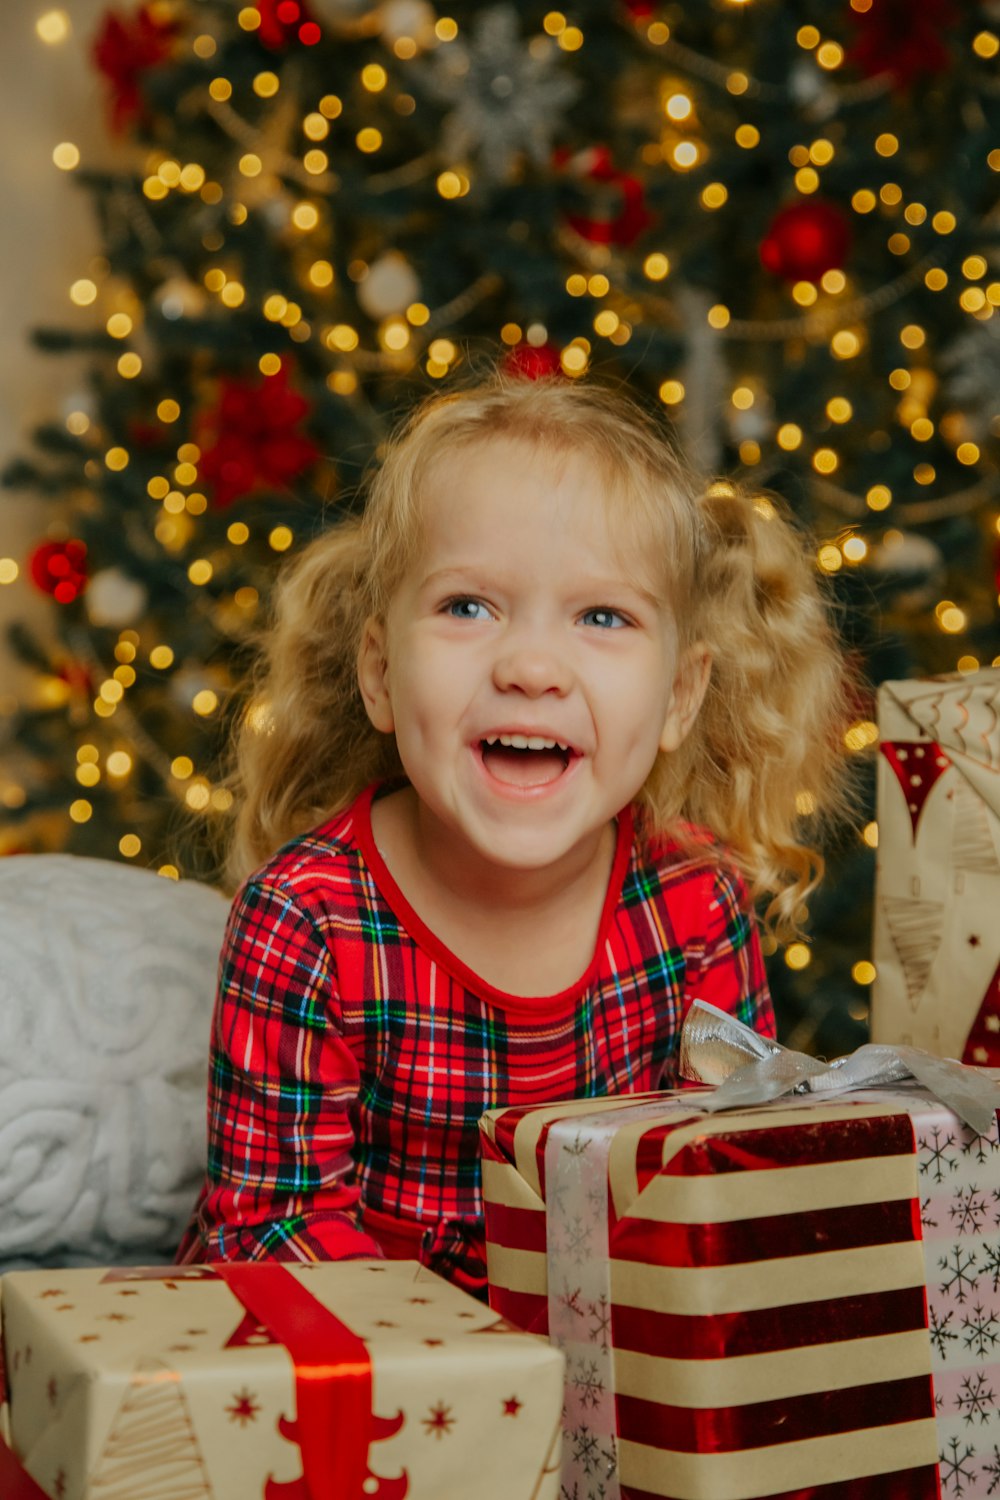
[
  {"x1": 582, "y1": 607, "x2": 628, "y2": 629},
  {"x1": 446, "y1": 597, "x2": 491, "y2": 621}
]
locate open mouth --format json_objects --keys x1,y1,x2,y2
[{"x1": 478, "y1": 734, "x2": 576, "y2": 788}]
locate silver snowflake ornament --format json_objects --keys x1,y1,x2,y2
[
  {"x1": 425, "y1": 6, "x2": 581, "y2": 182},
  {"x1": 942, "y1": 318, "x2": 1000, "y2": 443}
]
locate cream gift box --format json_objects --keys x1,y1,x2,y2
[
  {"x1": 0, "y1": 1259, "x2": 564, "y2": 1500},
  {"x1": 870, "y1": 666, "x2": 1000, "y2": 1063},
  {"x1": 481, "y1": 1081, "x2": 1000, "y2": 1500}
]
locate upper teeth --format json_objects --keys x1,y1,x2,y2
[{"x1": 484, "y1": 734, "x2": 569, "y2": 751}]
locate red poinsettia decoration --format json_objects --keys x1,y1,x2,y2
[
  {"x1": 28, "y1": 540, "x2": 89, "y2": 605},
  {"x1": 557, "y1": 145, "x2": 653, "y2": 249},
  {"x1": 196, "y1": 364, "x2": 320, "y2": 508},
  {"x1": 845, "y1": 0, "x2": 957, "y2": 89},
  {"x1": 256, "y1": 0, "x2": 321, "y2": 50},
  {"x1": 92, "y1": 4, "x2": 179, "y2": 133}
]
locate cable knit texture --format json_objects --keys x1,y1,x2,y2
[{"x1": 0, "y1": 855, "x2": 227, "y2": 1269}]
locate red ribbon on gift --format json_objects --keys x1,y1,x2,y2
[
  {"x1": 3, "y1": 1264, "x2": 406, "y2": 1500},
  {"x1": 216, "y1": 1263, "x2": 407, "y2": 1500}
]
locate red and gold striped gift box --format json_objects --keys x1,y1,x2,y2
[{"x1": 480, "y1": 1090, "x2": 958, "y2": 1500}]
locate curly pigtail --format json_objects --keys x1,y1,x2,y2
[
  {"x1": 642, "y1": 483, "x2": 857, "y2": 938},
  {"x1": 225, "y1": 518, "x2": 403, "y2": 886}
]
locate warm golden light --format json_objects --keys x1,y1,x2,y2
[
  {"x1": 53, "y1": 142, "x2": 80, "y2": 171},
  {"x1": 37, "y1": 10, "x2": 71, "y2": 43}
]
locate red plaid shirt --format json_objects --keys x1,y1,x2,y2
[{"x1": 178, "y1": 781, "x2": 774, "y2": 1292}]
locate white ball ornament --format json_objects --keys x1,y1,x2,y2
[
  {"x1": 869, "y1": 530, "x2": 945, "y2": 610},
  {"x1": 356, "y1": 253, "x2": 422, "y2": 319},
  {"x1": 155, "y1": 276, "x2": 206, "y2": 321},
  {"x1": 379, "y1": 0, "x2": 435, "y2": 44},
  {"x1": 85, "y1": 569, "x2": 148, "y2": 628}
]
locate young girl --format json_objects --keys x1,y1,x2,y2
[{"x1": 177, "y1": 375, "x2": 852, "y2": 1295}]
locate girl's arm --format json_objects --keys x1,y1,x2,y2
[{"x1": 179, "y1": 877, "x2": 382, "y2": 1263}]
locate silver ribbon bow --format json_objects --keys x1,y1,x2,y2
[{"x1": 679, "y1": 1000, "x2": 1000, "y2": 1138}]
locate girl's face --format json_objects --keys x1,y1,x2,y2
[{"x1": 358, "y1": 437, "x2": 709, "y2": 885}]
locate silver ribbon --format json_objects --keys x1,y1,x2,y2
[
  {"x1": 679, "y1": 999, "x2": 1000, "y2": 1137},
  {"x1": 544, "y1": 1096, "x2": 694, "y2": 1500}
]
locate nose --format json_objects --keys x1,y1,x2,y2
[{"x1": 492, "y1": 628, "x2": 573, "y2": 697}]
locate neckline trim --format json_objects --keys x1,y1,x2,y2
[{"x1": 351, "y1": 780, "x2": 634, "y2": 1016}]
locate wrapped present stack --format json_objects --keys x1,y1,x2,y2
[
  {"x1": 0, "y1": 1259, "x2": 564, "y2": 1500},
  {"x1": 481, "y1": 1011, "x2": 1000, "y2": 1499},
  {"x1": 871, "y1": 667, "x2": 1000, "y2": 1064}
]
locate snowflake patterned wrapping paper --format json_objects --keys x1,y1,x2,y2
[
  {"x1": 0, "y1": 1259, "x2": 564, "y2": 1500},
  {"x1": 870, "y1": 667, "x2": 1000, "y2": 1064},
  {"x1": 480, "y1": 1086, "x2": 1000, "y2": 1500}
]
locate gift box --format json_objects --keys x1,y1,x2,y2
[
  {"x1": 0, "y1": 1259, "x2": 564, "y2": 1500},
  {"x1": 481, "y1": 1079, "x2": 1000, "y2": 1499},
  {"x1": 871, "y1": 667, "x2": 1000, "y2": 1063}
]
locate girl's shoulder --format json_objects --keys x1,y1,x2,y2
[
  {"x1": 630, "y1": 816, "x2": 750, "y2": 907},
  {"x1": 238, "y1": 799, "x2": 367, "y2": 911}
]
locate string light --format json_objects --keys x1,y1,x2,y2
[
  {"x1": 36, "y1": 10, "x2": 70, "y2": 43},
  {"x1": 52, "y1": 142, "x2": 80, "y2": 171}
]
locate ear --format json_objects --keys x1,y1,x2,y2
[
  {"x1": 357, "y1": 616, "x2": 395, "y2": 734},
  {"x1": 659, "y1": 644, "x2": 712, "y2": 754}
]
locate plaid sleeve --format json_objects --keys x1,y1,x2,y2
[
  {"x1": 660, "y1": 861, "x2": 776, "y2": 1087},
  {"x1": 694, "y1": 863, "x2": 776, "y2": 1039},
  {"x1": 181, "y1": 876, "x2": 382, "y2": 1264}
]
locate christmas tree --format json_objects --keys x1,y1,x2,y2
[{"x1": 2, "y1": 0, "x2": 998, "y2": 1054}]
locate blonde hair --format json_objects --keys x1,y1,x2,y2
[{"x1": 227, "y1": 375, "x2": 856, "y2": 936}]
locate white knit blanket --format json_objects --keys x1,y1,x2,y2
[{"x1": 0, "y1": 855, "x2": 229, "y2": 1269}]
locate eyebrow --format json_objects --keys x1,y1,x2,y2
[{"x1": 419, "y1": 566, "x2": 663, "y2": 610}]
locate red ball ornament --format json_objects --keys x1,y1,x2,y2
[
  {"x1": 28, "y1": 540, "x2": 88, "y2": 605},
  {"x1": 502, "y1": 343, "x2": 564, "y2": 380},
  {"x1": 846, "y1": 0, "x2": 956, "y2": 90},
  {"x1": 759, "y1": 200, "x2": 852, "y2": 284},
  {"x1": 256, "y1": 0, "x2": 321, "y2": 50}
]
